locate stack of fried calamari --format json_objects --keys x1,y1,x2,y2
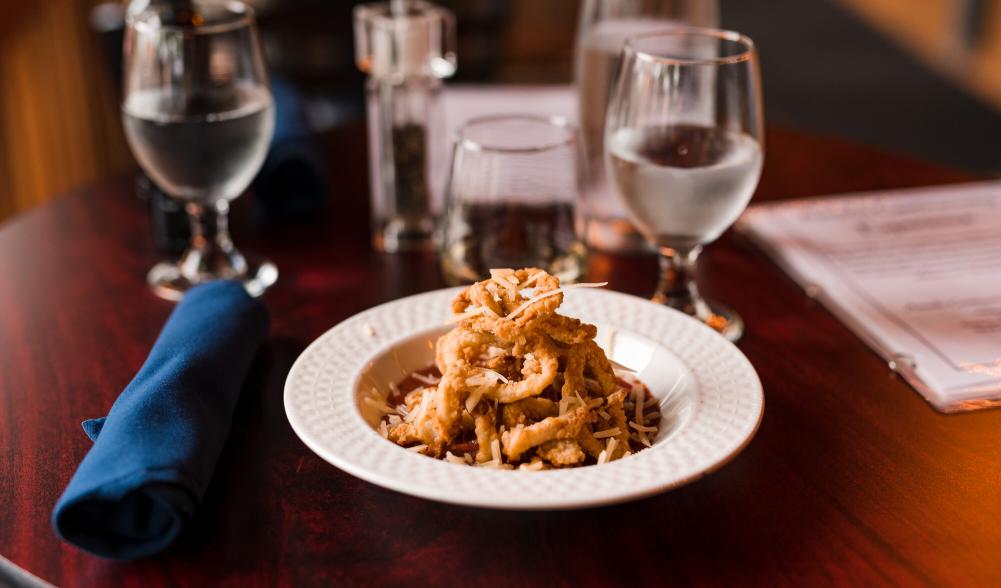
[{"x1": 380, "y1": 268, "x2": 660, "y2": 469}]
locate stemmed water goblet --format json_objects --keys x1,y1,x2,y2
[
  {"x1": 122, "y1": 0, "x2": 277, "y2": 300},
  {"x1": 605, "y1": 27, "x2": 764, "y2": 341}
]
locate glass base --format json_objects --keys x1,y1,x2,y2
[
  {"x1": 653, "y1": 294, "x2": 744, "y2": 343},
  {"x1": 700, "y1": 300, "x2": 744, "y2": 343},
  {"x1": 374, "y1": 217, "x2": 436, "y2": 253},
  {"x1": 582, "y1": 217, "x2": 653, "y2": 254},
  {"x1": 147, "y1": 254, "x2": 278, "y2": 301}
]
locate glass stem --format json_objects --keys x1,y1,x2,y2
[
  {"x1": 652, "y1": 245, "x2": 712, "y2": 319},
  {"x1": 178, "y1": 199, "x2": 245, "y2": 281}
]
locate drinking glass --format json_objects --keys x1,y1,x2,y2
[
  {"x1": 122, "y1": 0, "x2": 277, "y2": 301},
  {"x1": 575, "y1": 0, "x2": 718, "y2": 253},
  {"x1": 605, "y1": 27, "x2": 764, "y2": 341},
  {"x1": 439, "y1": 115, "x2": 587, "y2": 285}
]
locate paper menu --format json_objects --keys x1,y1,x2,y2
[{"x1": 738, "y1": 182, "x2": 1001, "y2": 413}]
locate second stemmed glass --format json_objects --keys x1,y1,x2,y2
[
  {"x1": 575, "y1": 0, "x2": 719, "y2": 253},
  {"x1": 605, "y1": 27, "x2": 764, "y2": 341},
  {"x1": 122, "y1": 0, "x2": 277, "y2": 301}
]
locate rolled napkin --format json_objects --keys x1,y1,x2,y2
[{"x1": 52, "y1": 281, "x2": 269, "y2": 560}]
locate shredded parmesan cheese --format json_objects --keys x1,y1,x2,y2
[
  {"x1": 484, "y1": 346, "x2": 507, "y2": 359},
  {"x1": 407, "y1": 444, "x2": 429, "y2": 453},
  {"x1": 521, "y1": 271, "x2": 546, "y2": 287},
  {"x1": 505, "y1": 289, "x2": 562, "y2": 320},
  {"x1": 504, "y1": 283, "x2": 608, "y2": 321},
  {"x1": 465, "y1": 386, "x2": 486, "y2": 413},
  {"x1": 490, "y1": 462, "x2": 515, "y2": 470},
  {"x1": 411, "y1": 372, "x2": 440, "y2": 386},
  {"x1": 447, "y1": 306, "x2": 490, "y2": 324},
  {"x1": 464, "y1": 367, "x2": 509, "y2": 386},
  {"x1": 406, "y1": 390, "x2": 432, "y2": 423},
  {"x1": 362, "y1": 396, "x2": 396, "y2": 415},
  {"x1": 593, "y1": 427, "x2": 621, "y2": 439},
  {"x1": 567, "y1": 281, "x2": 609, "y2": 289},
  {"x1": 489, "y1": 270, "x2": 518, "y2": 297},
  {"x1": 609, "y1": 358, "x2": 637, "y2": 373},
  {"x1": 633, "y1": 385, "x2": 644, "y2": 426},
  {"x1": 629, "y1": 421, "x2": 658, "y2": 433}
]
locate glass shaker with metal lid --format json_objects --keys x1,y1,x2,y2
[{"x1": 354, "y1": 0, "x2": 456, "y2": 252}]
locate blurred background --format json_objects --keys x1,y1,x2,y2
[{"x1": 3, "y1": 0, "x2": 1001, "y2": 223}]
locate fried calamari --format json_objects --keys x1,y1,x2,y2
[{"x1": 377, "y1": 268, "x2": 661, "y2": 469}]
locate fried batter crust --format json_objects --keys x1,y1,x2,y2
[
  {"x1": 501, "y1": 397, "x2": 558, "y2": 429},
  {"x1": 537, "y1": 439, "x2": 586, "y2": 466},
  {"x1": 576, "y1": 426, "x2": 605, "y2": 459},
  {"x1": 501, "y1": 405, "x2": 589, "y2": 461},
  {"x1": 604, "y1": 389, "x2": 632, "y2": 458},
  {"x1": 474, "y1": 408, "x2": 500, "y2": 463},
  {"x1": 384, "y1": 268, "x2": 655, "y2": 467},
  {"x1": 452, "y1": 267, "x2": 563, "y2": 326}
]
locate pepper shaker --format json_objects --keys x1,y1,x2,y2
[{"x1": 354, "y1": 0, "x2": 456, "y2": 253}]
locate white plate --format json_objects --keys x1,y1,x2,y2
[{"x1": 284, "y1": 287, "x2": 763, "y2": 510}]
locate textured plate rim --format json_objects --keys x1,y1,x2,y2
[{"x1": 284, "y1": 287, "x2": 764, "y2": 510}]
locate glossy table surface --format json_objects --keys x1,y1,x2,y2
[{"x1": 1, "y1": 126, "x2": 999, "y2": 587}]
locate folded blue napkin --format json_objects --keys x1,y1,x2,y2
[{"x1": 52, "y1": 281, "x2": 269, "y2": 560}]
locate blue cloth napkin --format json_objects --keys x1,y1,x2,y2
[{"x1": 52, "y1": 281, "x2": 269, "y2": 560}]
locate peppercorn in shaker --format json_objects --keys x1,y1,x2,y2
[{"x1": 354, "y1": 0, "x2": 456, "y2": 252}]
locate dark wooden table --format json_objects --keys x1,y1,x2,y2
[{"x1": 1, "y1": 126, "x2": 999, "y2": 587}]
